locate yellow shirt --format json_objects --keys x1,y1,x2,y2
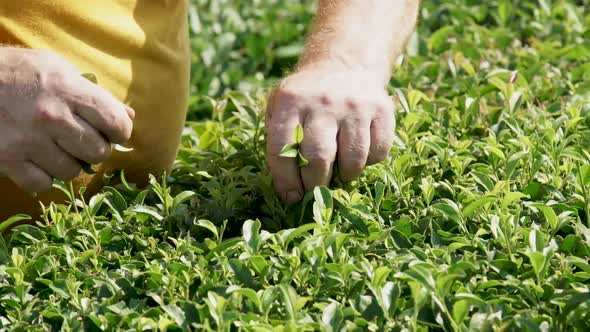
[{"x1": 0, "y1": 1, "x2": 191, "y2": 218}]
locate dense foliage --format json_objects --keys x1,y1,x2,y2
[{"x1": 1, "y1": 0, "x2": 590, "y2": 330}]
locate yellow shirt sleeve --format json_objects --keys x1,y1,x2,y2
[{"x1": 0, "y1": 1, "x2": 191, "y2": 216}]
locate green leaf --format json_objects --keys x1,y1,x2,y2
[
  {"x1": 531, "y1": 203, "x2": 558, "y2": 231},
  {"x1": 0, "y1": 214, "x2": 31, "y2": 233},
  {"x1": 374, "y1": 181, "x2": 385, "y2": 209},
  {"x1": 527, "y1": 251, "x2": 547, "y2": 278},
  {"x1": 195, "y1": 219, "x2": 219, "y2": 240},
  {"x1": 227, "y1": 286, "x2": 262, "y2": 312},
  {"x1": 248, "y1": 256, "x2": 269, "y2": 276},
  {"x1": 509, "y1": 91, "x2": 523, "y2": 112},
  {"x1": 428, "y1": 25, "x2": 454, "y2": 52},
  {"x1": 128, "y1": 206, "x2": 163, "y2": 221},
  {"x1": 228, "y1": 258, "x2": 256, "y2": 288},
  {"x1": 297, "y1": 151, "x2": 309, "y2": 167},
  {"x1": 162, "y1": 304, "x2": 185, "y2": 327},
  {"x1": 104, "y1": 186, "x2": 128, "y2": 213},
  {"x1": 395, "y1": 88, "x2": 411, "y2": 113},
  {"x1": 313, "y1": 186, "x2": 333, "y2": 225},
  {"x1": 577, "y1": 164, "x2": 590, "y2": 186},
  {"x1": 390, "y1": 229, "x2": 413, "y2": 249},
  {"x1": 432, "y1": 199, "x2": 464, "y2": 229},
  {"x1": 502, "y1": 192, "x2": 529, "y2": 210},
  {"x1": 423, "y1": 140, "x2": 445, "y2": 158},
  {"x1": 82, "y1": 162, "x2": 97, "y2": 175},
  {"x1": 471, "y1": 171, "x2": 495, "y2": 192},
  {"x1": 321, "y1": 302, "x2": 344, "y2": 332},
  {"x1": 505, "y1": 151, "x2": 528, "y2": 179},
  {"x1": 373, "y1": 266, "x2": 392, "y2": 288},
  {"x1": 560, "y1": 234, "x2": 578, "y2": 253},
  {"x1": 280, "y1": 223, "x2": 318, "y2": 246},
  {"x1": 294, "y1": 124, "x2": 304, "y2": 144},
  {"x1": 279, "y1": 284, "x2": 297, "y2": 323},
  {"x1": 523, "y1": 182, "x2": 549, "y2": 200},
  {"x1": 243, "y1": 219, "x2": 261, "y2": 254},
  {"x1": 279, "y1": 144, "x2": 298, "y2": 158},
  {"x1": 453, "y1": 300, "x2": 471, "y2": 325},
  {"x1": 339, "y1": 207, "x2": 370, "y2": 236},
  {"x1": 528, "y1": 228, "x2": 545, "y2": 252},
  {"x1": 81, "y1": 72, "x2": 98, "y2": 84},
  {"x1": 171, "y1": 191, "x2": 196, "y2": 212},
  {"x1": 463, "y1": 196, "x2": 498, "y2": 217},
  {"x1": 432, "y1": 198, "x2": 468, "y2": 234},
  {"x1": 485, "y1": 146, "x2": 506, "y2": 161}
]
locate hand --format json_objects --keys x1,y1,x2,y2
[
  {"x1": 0, "y1": 48, "x2": 134, "y2": 192},
  {"x1": 266, "y1": 65, "x2": 396, "y2": 203}
]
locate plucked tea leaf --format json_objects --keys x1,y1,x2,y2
[{"x1": 294, "y1": 124, "x2": 304, "y2": 144}]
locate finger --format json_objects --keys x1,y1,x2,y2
[
  {"x1": 125, "y1": 105, "x2": 136, "y2": 120},
  {"x1": 367, "y1": 101, "x2": 396, "y2": 165},
  {"x1": 337, "y1": 117, "x2": 371, "y2": 182},
  {"x1": 53, "y1": 113, "x2": 112, "y2": 165},
  {"x1": 31, "y1": 141, "x2": 81, "y2": 181},
  {"x1": 266, "y1": 93, "x2": 304, "y2": 203},
  {"x1": 64, "y1": 76, "x2": 133, "y2": 144},
  {"x1": 0, "y1": 161, "x2": 53, "y2": 193},
  {"x1": 36, "y1": 98, "x2": 112, "y2": 164},
  {"x1": 300, "y1": 113, "x2": 338, "y2": 192}
]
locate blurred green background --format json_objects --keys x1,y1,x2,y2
[{"x1": 187, "y1": 0, "x2": 589, "y2": 118}]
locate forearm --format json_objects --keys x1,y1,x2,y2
[{"x1": 299, "y1": 0, "x2": 420, "y2": 85}]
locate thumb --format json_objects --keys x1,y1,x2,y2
[{"x1": 124, "y1": 105, "x2": 136, "y2": 120}]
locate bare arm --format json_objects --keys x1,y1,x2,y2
[
  {"x1": 266, "y1": 0, "x2": 420, "y2": 203},
  {"x1": 299, "y1": 0, "x2": 419, "y2": 85}
]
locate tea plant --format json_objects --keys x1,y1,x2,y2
[{"x1": 1, "y1": 0, "x2": 589, "y2": 330}]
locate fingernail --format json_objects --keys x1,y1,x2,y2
[
  {"x1": 125, "y1": 105, "x2": 135, "y2": 120},
  {"x1": 284, "y1": 190, "x2": 302, "y2": 203}
]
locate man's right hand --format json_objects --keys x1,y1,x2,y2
[{"x1": 0, "y1": 48, "x2": 134, "y2": 193}]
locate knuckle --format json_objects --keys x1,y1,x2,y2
[
  {"x1": 14, "y1": 134, "x2": 34, "y2": 150},
  {"x1": 39, "y1": 69, "x2": 69, "y2": 92},
  {"x1": 375, "y1": 98, "x2": 394, "y2": 116},
  {"x1": 317, "y1": 94, "x2": 333, "y2": 107},
  {"x1": 270, "y1": 88, "x2": 301, "y2": 109},
  {"x1": 95, "y1": 142, "x2": 112, "y2": 161},
  {"x1": 345, "y1": 98, "x2": 360, "y2": 111},
  {"x1": 33, "y1": 104, "x2": 58, "y2": 123},
  {"x1": 303, "y1": 144, "x2": 336, "y2": 165},
  {"x1": 83, "y1": 143, "x2": 110, "y2": 164},
  {"x1": 26, "y1": 176, "x2": 52, "y2": 193}
]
